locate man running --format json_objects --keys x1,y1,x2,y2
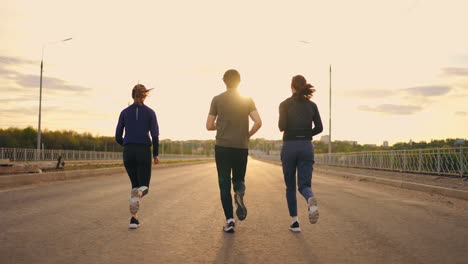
[{"x1": 206, "y1": 69, "x2": 262, "y2": 233}]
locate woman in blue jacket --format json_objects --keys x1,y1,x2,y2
[
  {"x1": 279, "y1": 75, "x2": 323, "y2": 232},
  {"x1": 116, "y1": 84, "x2": 159, "y2": 229}
]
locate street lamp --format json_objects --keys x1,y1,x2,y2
[
  {"x1": 37, "y1": 38, "x2": 73, "y2": 156},
  {"x1": 328, "y1": 64, "x2": 332, "y2": 154},
  {"x1": 299, "y1": 41, "x2": 332, "y2": 154}
]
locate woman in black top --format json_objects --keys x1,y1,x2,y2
[{"x1": 279, "y1": 75, "x2": 323, "y2": 232}]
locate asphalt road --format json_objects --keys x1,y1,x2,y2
[{"x1": 1, "y1": 159, "x2": 467, "y2": 264}]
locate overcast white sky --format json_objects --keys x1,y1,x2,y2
[{"x1": 1, "y1": 0, "x2": 467, "y2": 144}]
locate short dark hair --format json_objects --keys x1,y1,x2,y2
[{"x1": 223, "y1": 69, "x2": 241, "y2": 88}]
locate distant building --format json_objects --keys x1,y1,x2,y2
[
  {"x1": 337, "y1": 140, "x2": 357, "y2": 146},
  {"x1": 320, "y1": 135, "x2": 330, "y2": 143},
  {"x1": 383, "y1": 141, "x2": 389, "y2": 147},
  {"x1": 364, "y1": 144, "x2": 377, "y2": 148}
]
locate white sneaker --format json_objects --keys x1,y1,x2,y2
[
  {"x1": 223, "y1": 219, "x2": 235, "y2": 233},
  {"x1": 308, "y1": 197, "x2": 319, "y2": 224},
  {"x1": 138, "y1": 186, "x2": 148, "y2": 197},
  {"x1": 289, "y1": 221, "x2": 301, "y2": 232},
  {"x1": 129, "y1": 188, "x2": 140, "y2": 215}
]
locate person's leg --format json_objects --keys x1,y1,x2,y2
[
  {"x1": 215, "y1": 145, "x2": 234, "y2": 221},
  {"x1": 124, "y1": 145, "x2": 141, "y2": 229},
  {"x1": 281, "y1": 141, "x2": 298, "y2": 218},
  {"x1": 123, "y1": 145, "x2": 139, "y2": 188},
  {"x1": 136, "y1": 145, "x2": 152, "y2": 198},
  {"x1": 297, "y1": 141, "x2": 318, "y2": 224},
  {"x1": 232, "y1": 148, "x2": 248, "y2": 220},
  {"x1": 232, "y1": 148, "x2": 247, "y2": 194},
  {"x1": 297, "y1": 141, "x2": 314, "y2": 201}
]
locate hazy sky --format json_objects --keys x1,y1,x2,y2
[{"x1": 1, "y1": 0, "x2": 467, "y2": 145}]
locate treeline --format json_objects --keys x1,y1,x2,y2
[
  {"x1": 0, "y1": 127, "x2": 216, "y2": 155},
  {"x1": 249, "y1": 138, "x2": 467, "y2": 154},
  {"x1": 391, "y1": 139, "x2": 467, "y2": 150},
  {"x1": 0, "y1": 127, "x2": 123, "y2": 152},
  {"x1": 1, "y1": 127, "x2": 466, "y2": 154}
]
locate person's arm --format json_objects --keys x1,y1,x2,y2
[
  {"x1": 115, "y1": 112, "x2": 124, "y2": 145},
  {"x1": 206, "y1": 97, "x2": 217, "y2": 131},
  {"x1": 249, "y1": 110, "x2": 262, "y2": 138},
  {"x1": 278, "y1": 102, "x2": 287, "y2": 132},
  {"x1": 206, "y1": 115, "x2": 217, "y2": 131},
  {"x1": 150, "y1": 110, "x2": 160, "y2": 165},
  {"x1": 248, "y1": 98, "x2": 261, "y2": 138},
  {"x1": 311, "y1": 104, "x2": 323, "y2": 137}
]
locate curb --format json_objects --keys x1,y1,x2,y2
[
  {"x1": 254, "y1": 158, "x2": 468, "y2": 201},
  {"x1": 0, "y1": 160, "x2": 214, "y2": 189}
]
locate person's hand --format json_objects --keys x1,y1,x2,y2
[{"x1": 153, "y1": 156, "x2": 159, "y2": 165}]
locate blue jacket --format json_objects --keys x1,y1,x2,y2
[{"x1": 115, "y1": 103, "x2": 159, "y2": 156}]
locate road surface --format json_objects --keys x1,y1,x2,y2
[{"x1": 1, "y1": 159, "x2": 467, "y2": 264}]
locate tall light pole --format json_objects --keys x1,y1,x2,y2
[
  {"x1": 328, "y1": 64, "x2": 332, "y2": 154},
  {"x1": 37, "y1": 38, "x2": 73, "y2": 155},
  {"x1": 299, "y1": 41, "x2": 332, "y2": 154}
]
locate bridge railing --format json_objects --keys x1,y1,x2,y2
[
  {"x1": 254, "y1": 147, "x2": 467, "y2": 177},
  {"x1": 0, "y1": 148, "x2": 210, "y2": 162}
]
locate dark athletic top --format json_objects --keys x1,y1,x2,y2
[
  {"x1": 278, "y1": 94, "x2": 323, "y2": 141},
  {"x1": 115, "y1": 103, "x2": 159, "y2": 156},
  {"x1": 209, "y1": 89, "x2": 257, "y2": 149}
]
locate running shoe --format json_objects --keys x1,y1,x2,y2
[
  {"x1": 138, "y1": 186, "x2": 149, "y2": 197},
  {"x1": 289, "y1": 221, "x2": 301, "y2": 232},
  {"x1": 234, "y1": 192, "x2": 247, "y2": 221},
  {"x1": 308, "y1": 197, "x2": 319, "y2": 224},
  {"x1": 223, "y1": 220, "x2": 235, "y2": 233},
  {"x1": 128, "y1": 216, "x2": 140, "y2": 229},
  {"x1": 129, "y1": 188, "x2": 140, "y2": 215}
]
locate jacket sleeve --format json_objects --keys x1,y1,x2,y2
[
  {"x1": 311, "y1": 104, "x2": 323, "y2": 137},
  {"x1": 150, "y1": 110, "x2": 160, "y2": 157},
  {"x1": 278, "y1": 102, "x2": 287, "y2": 132},
  {"x1": 115, "y1": 112, "x2": 124, "y2": 145}
]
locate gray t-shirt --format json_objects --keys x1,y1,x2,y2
[{"x1": 209, "y1": 89, "x2": 257, "y2": 149}]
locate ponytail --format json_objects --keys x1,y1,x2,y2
[
  {"x1": 132, "y1": 84, "x2": 153, "y2": 105},
  {"x1": 291, "y1": 75, "x2": 316, "y2": 99}
]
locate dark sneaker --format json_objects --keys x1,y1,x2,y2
[
  {"x1": 234, "y1": 192, "x2": 247, "y2": 221},
  {"x1": 128, "y1": 217, "x2": 140, "y2": 229},
  {"x1": 129, "y1": 188, "x2": 140, "y2": 215},
  {"x1": 223, "y1": 220, "x2": 235, "y2": 233},
  {"x1": 289, "y1": 221, "x2": 301, "y2": 232},
  {"x1": 308, "y1": 197, "x2": 319, "y2": 224}
]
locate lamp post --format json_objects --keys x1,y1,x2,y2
[
  {"x1": 328, "y1": 64, "x2": 332, "y2": 154},
  {"x1": 299, "y1": 41, "x2": 332, "y2": 154},
  {"x1": 37, "y1": 38, "x2": 72, "y2": 158}
]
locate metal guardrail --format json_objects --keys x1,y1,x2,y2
[
  {"x1": 254, "y1": 147, "x2": 467, "y2": 177},
  {"x1": 0, "y1": 148, "x2": 211, "y2": 162}
]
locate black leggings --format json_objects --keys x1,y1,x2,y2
[{"x1": 123, "y1": 144, "x2": 152, "y2": 190}]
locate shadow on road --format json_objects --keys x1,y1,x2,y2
[
  {"x1": 212, "y1": 232, "x2": 246, "y2": 264},
  {"x1": 291, "y1": 232, "x2": 319, "y2": 262}
]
